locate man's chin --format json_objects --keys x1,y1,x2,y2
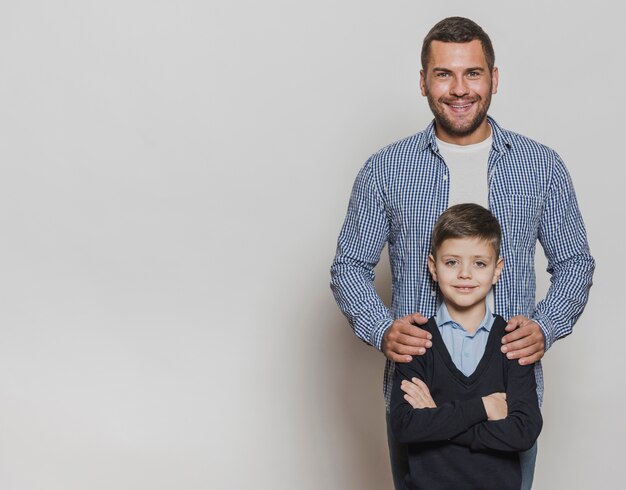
[{"x1": 436, "y1": 115, "x2": 487, "y2": 139}]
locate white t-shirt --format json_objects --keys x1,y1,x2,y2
[{"x1": 436, "y1": 132, "x2": 492, "y2": 208}]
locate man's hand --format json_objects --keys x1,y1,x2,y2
[
  {"x1": 501, "y1": 316, "x2": 545, "y2": 366},
  {"x1": 401, "y1": 377, "x2": 437, "y2": 409},
  {"x1": 382, "y1": 313, "x2": 431, "y2": 363},
  {"x1": 482, "y1": 392, "x2": 507, "y2": 421}
]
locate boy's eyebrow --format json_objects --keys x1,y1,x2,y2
[{"x1": 439, "y1": 254, "x2": 494, "y2": 260}]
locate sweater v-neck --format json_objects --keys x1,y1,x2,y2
[{"x1": 427, "y1": 315, "x2": 506, "y2": 386}]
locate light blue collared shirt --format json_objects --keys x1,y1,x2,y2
[{"x1": 435, "y1": 302, "x2": 496, "y2": 377}]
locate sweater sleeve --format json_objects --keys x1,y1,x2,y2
[
  {"x1": 451, "y1": 356, "x2": 543, "y2": 452},
  {"x1": 390, "y1": 351, "x2": 488, "y2": 444}
]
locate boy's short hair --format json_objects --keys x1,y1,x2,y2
[
  {"x1": 431, "y1": 203, "x2": 502, "y2": 257},
  {"x1": 421, "y1": 16, "x2": 496, "y2": 72}
]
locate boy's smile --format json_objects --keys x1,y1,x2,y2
[{"x1": 428, "y1": 237, "x2": 504, "y2": 331}]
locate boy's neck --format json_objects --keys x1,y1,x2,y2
[{"x1": 444, "y1": 300, "x2": 487, "y2": 334}]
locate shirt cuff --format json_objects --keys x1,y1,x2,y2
[
  {"x1": 531, "y1": 312, "x2": 553, "y2": 351},
  {"x1": 371, "y1": 318, "x2": 394, "y2": 351}
]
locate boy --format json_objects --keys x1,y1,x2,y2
[{"x1": 390, "y1": 204, "x2": 542, "y2": 490}]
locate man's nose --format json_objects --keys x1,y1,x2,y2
[{"x1": 450, "y1": 76, "x2": 469, "y2": 97}]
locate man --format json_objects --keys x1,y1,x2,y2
[{"x1": 330, "y1": 16, "x2": 594, "y2": 490}]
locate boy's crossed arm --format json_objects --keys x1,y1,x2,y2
[
  {"x1": 401, "y1": 377, "x2": 508, "y2": 421},
  {"x1": 390, "y1": 355, "x2": 542, "y2": 452}
]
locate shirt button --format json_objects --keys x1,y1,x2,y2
[
  {"x1": 464, "y1": 352, "x2": 469, "y2": 357},
  {"x1": 443, "y1": 174, "x2": 448, "y2": 181}
]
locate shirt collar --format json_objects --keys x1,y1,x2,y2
[
  {"x1": 421, "y1": 115, "x2": 513, "y2": 155},
  {"x1": 435, "y1": 302, "x2": 494, "y2": 333}
]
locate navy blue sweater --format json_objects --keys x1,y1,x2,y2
[{"x1": 390, "y1": 315, "x2": 543, "y2": 490}]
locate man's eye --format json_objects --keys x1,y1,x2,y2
[
  {"x1": 436, "y1": 72, "x2": 450, "y2": 78},
  {"x1": 467, "y1": 71, "x2": 480, "y2": 78}
]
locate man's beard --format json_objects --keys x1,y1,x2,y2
[{"x1": 426, "y1": 90, "x2": 492, "y2": 138}]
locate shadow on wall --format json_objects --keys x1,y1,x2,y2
[{"x1": 321, "y1": 248, "x2": 394, "y2": 489}]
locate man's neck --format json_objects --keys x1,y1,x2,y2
[{"x1": 435, "y1": 119, "x2": 492, "y2": 146}]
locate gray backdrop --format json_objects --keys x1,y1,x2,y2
[{"x1": 0, "y1": 1, "x2": 621, "y2": 489}]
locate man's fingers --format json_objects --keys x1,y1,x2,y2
[
  {"x1": 505, "y1": 315, "x2": 526, "y2": 332},
  {"x1": 388, "y1": 352, "x2": 413, "y2": 363},
  {"x1": 409, "y1": 313, "x2": 429, "y2": 326},
  {"x1": 396, "y1": 321, "x2": 432, "y2": 339},
  {"x1": 504, "y1": 344, "x2": 540, "y2": 360},
  {"x1": 389, "y1": 336, "x2": 430, "y2": 356},
  {"x1": 504, "y1": 315, "x2": 536, "y2": 334},
  {"x1": 395, "y1": 332, "x2": 433, "y2": 348},
  {"x1": 502, "y1": 325, "x2": 530, "y2": 344},
  {"x1": 382, "y1": 315, "x2": 434, "y2": 361},
  {"x1": 519, "y1": 352, "x2": 545, "y2": 365},
  {"x1": 501, "y1": 332, "x2": 544, "y2": 355},
  {"x1": 501, "y1": 335, "x2": 535, "y2": 352}
]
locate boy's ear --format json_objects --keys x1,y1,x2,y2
[
  {"x1": 492, "y1": 257, "x2": 504, "y2": 285},
  {"x1": 428, "y1": 254, "x2": 437, "y2": 282}
]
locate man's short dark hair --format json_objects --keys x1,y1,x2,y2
[
  {"x1": 431, "y1": 203, "x2": 502, "y2": 257},
  {"x1": 421, "y1": 17, "x2": 495, "y2": 72}
]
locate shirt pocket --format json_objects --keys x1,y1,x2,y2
[{"x1": 505, "y1": 195, "x2": 542, "y2": 250}]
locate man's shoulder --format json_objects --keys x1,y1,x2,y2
[
  {"x1": 366, "y1": 126, "x2": 433, "y2": 167},
  {"x1": 491, "y1": 120, "x2": 563, "y2": 162}
]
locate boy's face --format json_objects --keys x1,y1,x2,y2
[{"x1": 428, "y1": 237, "x2": 504, "y2": 314}]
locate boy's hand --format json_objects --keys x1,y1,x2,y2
[
  {"x1": 482, "y1": 392, "x2": 508, "y2": 420},
  {"x1": 401, "y1": 377, "x2": 437, "y2": 409},
  {"x1": 382, "y1": 313, "x2": 431, "y2": 363},
  {"x1": 501, "y1": 316, "x2": 545, "y2": 365}
]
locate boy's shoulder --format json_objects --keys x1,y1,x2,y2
[{"x1": 491, "y1": 314, "x2": 508, "y2": 336}]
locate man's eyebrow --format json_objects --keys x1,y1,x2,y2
[{"x1": 430, "y1": 66, "x2": 486, "y2": 72}]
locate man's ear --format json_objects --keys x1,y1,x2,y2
[
  {"x1": 428, "y1": 254, "x2": 437, "y2": 282},
  {"x1": 491, "y1": 66, "x2": 499, "y2": 94},
  {"x1": 492, "y1": 256, "x2": 504, "y2": 285},
  {"x1": 420, "y1": 69, "x2": 427, "y2": 96}
]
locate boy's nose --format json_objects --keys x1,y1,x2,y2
[{"x1": 458, "y1": 266, "x2": 472, "y2": 279}]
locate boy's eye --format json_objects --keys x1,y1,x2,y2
[
  {"x1": 445, "y1": 260, "x2": 457, "y2": 266},
  {"x1": 475, "y1": 261, "x2": 486, "y2": 268}
]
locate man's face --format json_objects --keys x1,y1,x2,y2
[{"x1": 421, "y1": 40, "x2": 498, "y2": 145}]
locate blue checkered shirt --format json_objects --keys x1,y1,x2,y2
[{"x1": 330, "y1": 116, "x2": 595, "y2": 408}]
